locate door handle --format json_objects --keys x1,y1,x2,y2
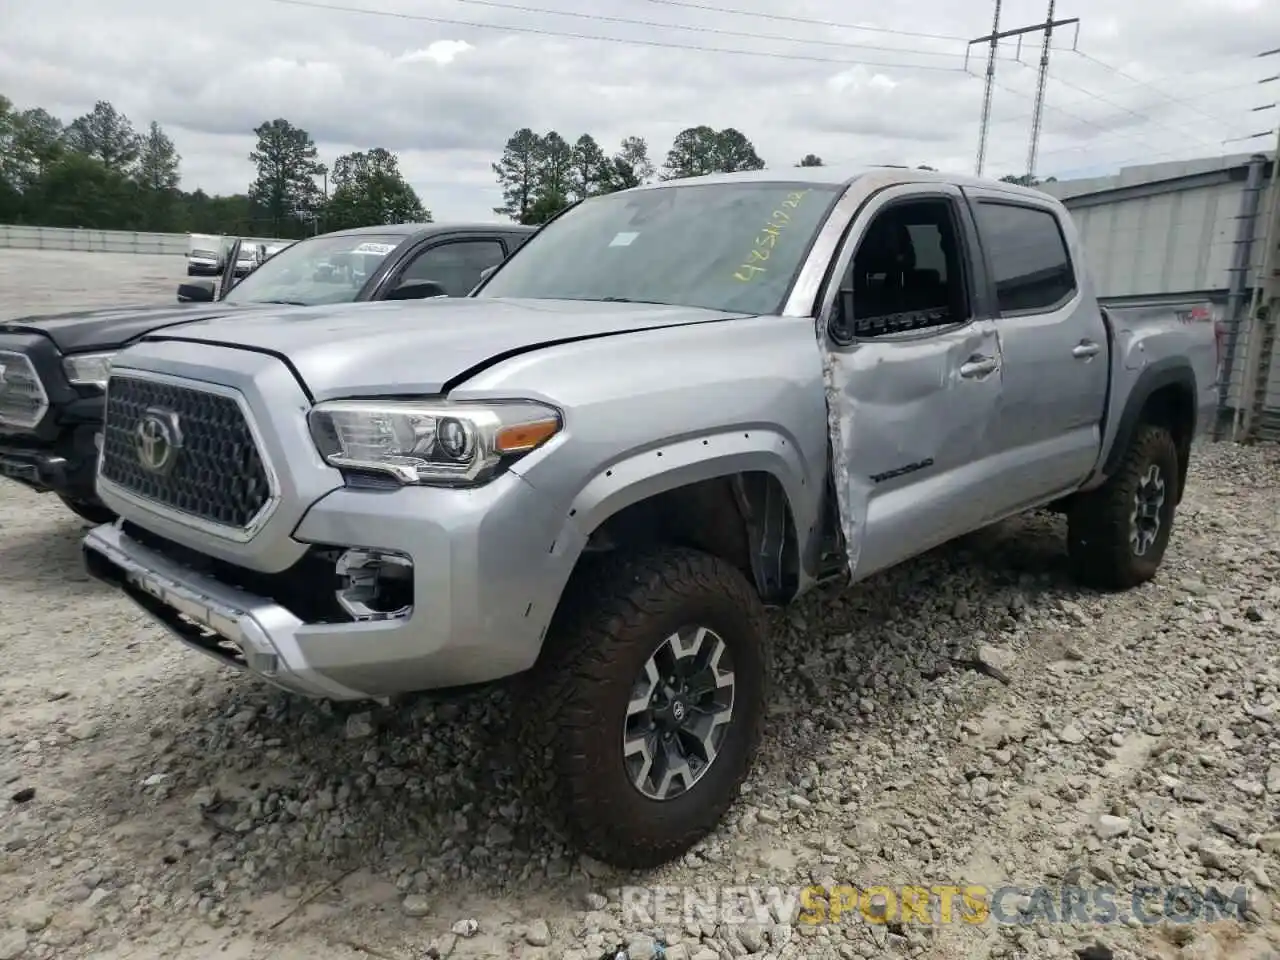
[
  {"x1": 1072, "y1": 340, "x2": 1101, "y2": 359},
  {"x1": 959, "y1": 355, "x2": 998, "y2": 378}
]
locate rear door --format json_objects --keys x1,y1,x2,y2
[{"x1": 963, "y1": 187, "x2": 1110, "y2": 515}]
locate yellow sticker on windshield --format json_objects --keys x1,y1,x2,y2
[{"x1": 733, "y1": 190, "x2": 811, "y2": 282}]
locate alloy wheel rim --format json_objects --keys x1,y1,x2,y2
[
  {"x1": 1130, "y1": 463, "x2": 1166, "y2": 557},
  {"x1": 622, "y1": 625, "x2": 736, "y2": 801}
]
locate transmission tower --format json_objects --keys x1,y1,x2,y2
[
  {"x1": 973, "y1": 0, "x2": 1003, "y2": 177},
  {"x1": 967, "y1": 9, "x2": 1079, "y2": 181},
  {"x1": 1025, "y1": 0, "x2": 1057, "y2": 181}
]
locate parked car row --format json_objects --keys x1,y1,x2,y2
[
  {"x1": 0, "y1": 221, "x2": 534, "y2": 521},
  {"x1": 186, "y1": 233, "x2": 294, "y2": 278},
  {"x1": 0, "y1": 167, "x2": 1219, "y2": 870}
]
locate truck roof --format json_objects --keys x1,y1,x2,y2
[
  {"x1": 627, "y1": 165, "x2": 1056, "y2": 201},
  {"x1": 321, "y1": 222, "x2": 537, "y2": 239}
]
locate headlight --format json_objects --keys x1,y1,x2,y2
[
  {"x1": 308, "y1": 400, "x2": 562, "y2": 486},
  {"x1": 63, "y1": 352, "x2": 116, "y2": 389}
]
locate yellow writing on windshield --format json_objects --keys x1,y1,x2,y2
[{"x1": 733, "y1": 190, "x2": 811, "y2": 282}]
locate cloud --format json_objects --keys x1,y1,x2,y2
[{"x1": 1, "y1": 0, "x2": 1278, "y2": 220}]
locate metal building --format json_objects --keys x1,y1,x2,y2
[{"x1": 1038, "y1": 151, "x2": 1279, "y2": 441}]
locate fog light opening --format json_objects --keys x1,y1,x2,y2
[{"x1": 334, "y1": 548, "x2": 414, "y2": 621}]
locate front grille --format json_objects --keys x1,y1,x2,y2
[
  {"x1": 100, "y1": 375, "x2": 272, "y2": 529},
  {"x1": 0, "y1": 351, "x2": 50, "y2": 430}
]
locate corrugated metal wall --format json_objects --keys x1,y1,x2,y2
[
  {"x1": 1066, "y1": 180, "x2": 1260, "y2": 298},
  {"x1": 1042, "y1": 155, "x2": 1278, "y2": 438}
]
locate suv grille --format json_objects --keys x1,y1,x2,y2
[
  {"x1": 100, "y1": 375, "x2": 272, "y2": 529},
  {"x1": 0, "y1": 351, "x2": 50, "y2": 430}
]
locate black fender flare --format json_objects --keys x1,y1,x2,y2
[{"x1": 1100, "y1": 357, "x2": 1197, "y2": 497}]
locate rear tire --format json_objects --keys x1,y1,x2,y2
[
  {"x1": 58, "y1": 495, "x2": 117, "y2": 526},
  {"x1": 1067, "y1": 423, "x2": 1179, "y2": 590},
  {"x1": 518, "y1": 546, "x2": 771, "y2": 870}
]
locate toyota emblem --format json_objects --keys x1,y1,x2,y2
[{"x1": 134, "y1": 408, "x2": 183, "y2": 474}]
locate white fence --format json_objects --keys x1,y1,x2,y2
[{"x1": 0, "y1": 224, "x2": 291, "y2": 257}]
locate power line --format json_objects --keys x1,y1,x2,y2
[
  {"x1": 980, "y1": 74, "x2": 1174, "y2": 160},
  {"x1": 1046, "y1": 71, "x2": 1226, "y2": 151},
  {"x1": 633, "y1": 0, "x2": 970, "y2": 43},
  {"x1": 1069, "y1": 50, "x2": 1244, "y2": 128},
  {"x1": 258, "y1": 0, "x2": 973, "y2": 69},
  {"x1": 340, "y1": 0, "x2": 1004, "y2": 60}
]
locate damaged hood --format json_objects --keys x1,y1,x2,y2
[
  {"x1": 143, "y1": 297, "x2": 750, "y2": 400},
  {"x1": 0, "y1": 302, "x2": 261, "y2": 353}
]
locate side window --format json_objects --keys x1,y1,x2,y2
[
  {"x1": 400, "y1": 240, "x2": 506, "y2": 297},
  {"x1": 974, "y1": 202, "x2": 1076, "y2": 314},
  {"x1": 833, "y1": 198, "x2": 969, "y2": 340}
]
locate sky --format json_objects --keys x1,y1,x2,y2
[{"x1": 1, "y1": 0, "x2": 1278, "y2": 223}]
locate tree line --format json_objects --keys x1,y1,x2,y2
[
  {"x1": 1, "y1": 92, "x2": 1056, "y2": 240},
  {"x1": 488, "y1": 128, "x2": 1051, "y2": 225},
  {"x1": 491, "y1": 125, "x2": 832, "y2": 224},
  {"x1": 0, "y1": 95, "x2": 428, "y2": 239}
]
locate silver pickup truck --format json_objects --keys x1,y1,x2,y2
[{"x1": 82, "y1": 167, "x2": 1219, "y2": 870}]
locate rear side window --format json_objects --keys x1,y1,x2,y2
[{"x1": 975, "y1": 202, "x2": 1076, "y2": 314}]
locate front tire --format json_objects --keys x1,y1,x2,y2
[
  {"x1": 58, "y1": 495, "x2": 117, "y2": 526},
  {"x1": 1067, "y1": 423, "x2": 1179, "y2": 590},
  {"x1": 519, "y1": 546, "x2": 771, "y2": 870}
]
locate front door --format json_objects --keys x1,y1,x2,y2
[
  {"x1": 820, "y1": 183, "x2": 1006, "y2": 580},
  {"x1": 963, "y1": 187, "x2": 1110, "y2": 515}
]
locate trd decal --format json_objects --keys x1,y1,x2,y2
[{"x1": 869, "y1": 458, "x2": 935, "y2": 483}]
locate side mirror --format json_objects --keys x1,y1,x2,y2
[
  {"x1": 479, "y1": 264, "x2": 499, "y2": 282},
  {"x1": 387, "y1": 279, "x2": 449, "y2": 301},
  {"x1": 830, "y1": 286, "x2": 856, "y2": 345},
  {"x1": 177, "y1": 279, "x2": 216, "y2": 303}
]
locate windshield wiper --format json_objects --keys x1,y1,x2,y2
[
  {"x1": 257, "y1": 299, "x2": 308, "y2": 306},
  {"x1": 598, "y1": 296, "x2": 671, "y2": 305}
]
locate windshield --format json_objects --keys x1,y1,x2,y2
[
  {"x1": 475, "y1": 180, "x2": 841, "y2": 314},
  {"x1": 222, "y1": 233, "x2": 404, "y2": 306}
]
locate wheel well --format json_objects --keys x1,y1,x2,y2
[
  {"x1": 1137, "y1": 383, "x2": 1196, "y2": 503},
  {"x1": 574, "y1": 472, "x2": 800, "y2": 604}
]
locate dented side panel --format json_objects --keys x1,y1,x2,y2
[{"x1": 822, "y1": 322, "x2": 1005, "y2": 579}]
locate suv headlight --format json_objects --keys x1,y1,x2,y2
[
  {"x1": 308, "y1": 400, "x2": 561, "y2": 486},
  {"x1": 63, "y1": 352, "x2": 116, "y2": 389}
]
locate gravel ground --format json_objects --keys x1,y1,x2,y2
[{"x1": 1, "y1": 250, "x2": 1279, "y2": 960}]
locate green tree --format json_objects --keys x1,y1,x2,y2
[
  {"x1": 715, "y1": 128, "x2": 764, "y2": 173},
  {"x1": 0, "y1": 96, "x2": 20, "y2": 219},
  {"x1": 663, "y1": 125, "x2": 720, "y2": 180},
  {"x1": 529, "y1": 131, "x2": 573, "y2": 223},
  {"x1": 797, "y1": 154, "x2": 823, "y2": 167},
  {"x1": 493, "y1": 127, "x2": 544, "y2": 224},
  {"x1": 999, "y1": 173, "x2": 1056, "y2": 186},
  {"x1": 247, "y1": 118, "x2": 325, "y2": 236},
  {"x1": 569, "y1": 134, "x2": 611, "y2": 201},
  {"x1": 33, "y1": 152, "x2": 140, "y2": 229},
  {"x1": 608, "y1": 135, "x2": 655, "y2": 190},
  {"x1": 64, "y1": 100, "x2": 142, "y2": 173},
  {"x1": 662, "y1": 126, "x2": 764, "y2": 180},
  {"x1": 8, "y1": 107, "x2": 65, "y2": 195},
  {"x1": 135, "y1": 121, "x2": 181, "y2": 231},
  {"x1": 324, "y1": 147, "x2": 429, "y2": 230}
]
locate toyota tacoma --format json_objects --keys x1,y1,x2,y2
[{"x1": 81, "y1": 167, "x2": 1219, "y2": 869}]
